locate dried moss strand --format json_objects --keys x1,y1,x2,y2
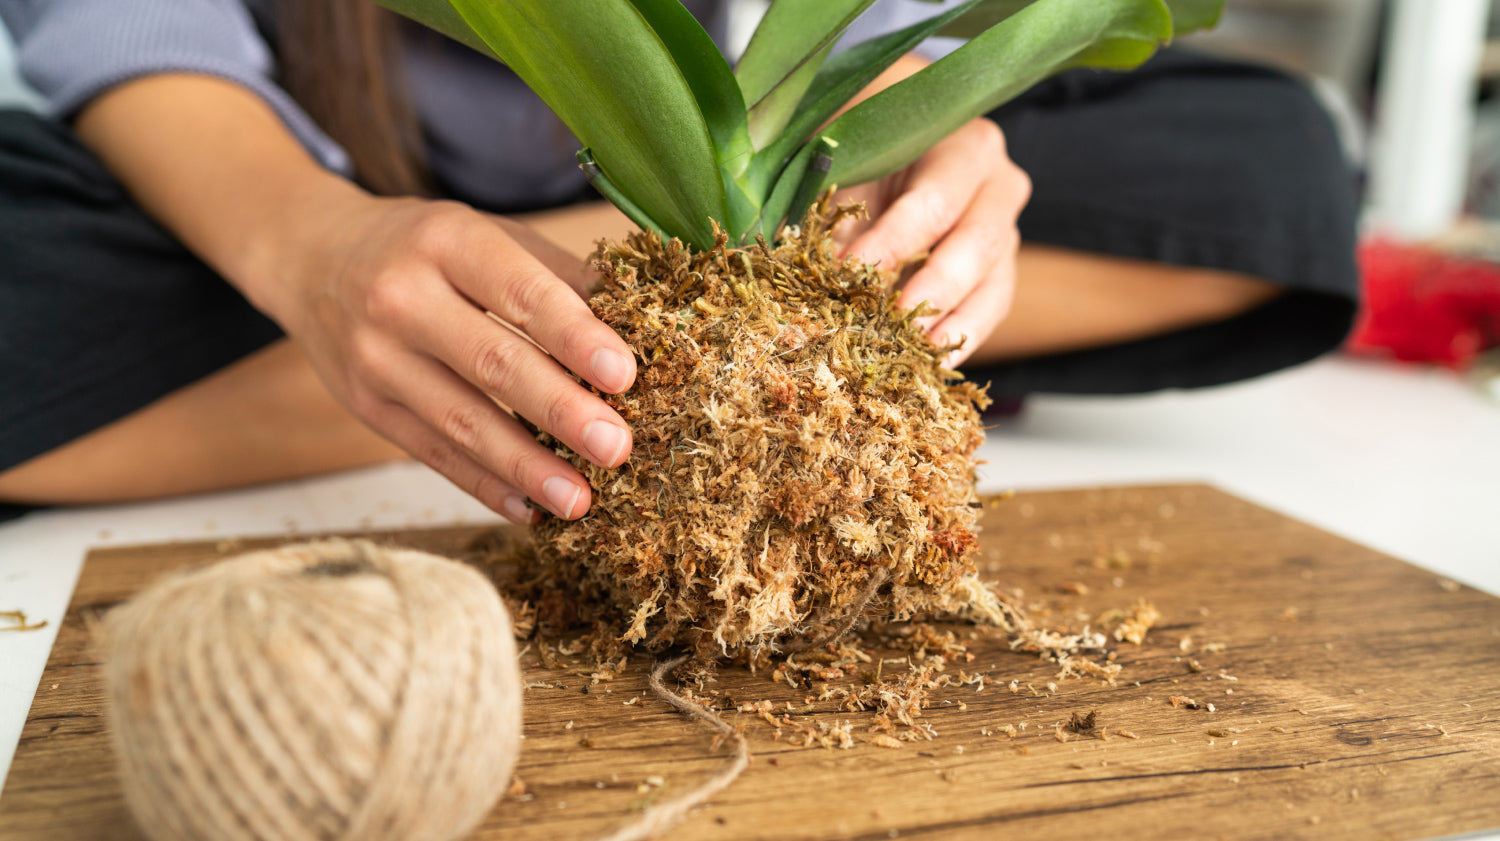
[{"x1": 596, "y1": 654, "x2": 750, "y2": 841}]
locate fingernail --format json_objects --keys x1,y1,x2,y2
[
  {"x1": 582, "y1": 420, "x2": 629, "y2": 466},
  {"x1": 502, "y1": 495, "x2": 535, "y2": 524},
  {"x1": 543, "y1": 476, "x2": 582, "y2": 519},
  {"x1": 591, "y1": 348, "x2": 634, "y2": 393},
  {"x1": 933, "y1": 330, "x2": 966, "y2": 350}
]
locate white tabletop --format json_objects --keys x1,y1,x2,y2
[{"x1": 3, "y1": 353, "x2": 1498, "y2": 807}]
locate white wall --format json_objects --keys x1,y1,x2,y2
[{"x1": 1367, "y1": 0, "x2": 1492, "y2": 240}]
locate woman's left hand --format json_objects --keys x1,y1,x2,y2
[{"x1": 833, "y1": 116, "x2": 1031, "y2": 366}]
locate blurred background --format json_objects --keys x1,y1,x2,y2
[
  {"x1": 1191, "y1": 0, "x2": 1495, "y2": 244},
  {"x1": 1188, "y1": 0, "x2": 1500, "y2": 388},
  {"x1": 1184, "y1": 0, "x2": 1500, "y2": 387}
]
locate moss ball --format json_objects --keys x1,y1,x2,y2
[{"x1": 534, "y1": 205, "x2": 1007, "y2": 657}]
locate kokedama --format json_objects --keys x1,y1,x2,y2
[{"x1": 374, "y1": 0, "x2": 1222, "y2": 655}]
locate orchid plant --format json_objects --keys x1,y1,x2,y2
[
  {"x1": 371, "y1": 0, "x2": 1223, "y2": 251},
  {"x1": 358, "y1": 0, "x2": 1229, "y2": 667}
]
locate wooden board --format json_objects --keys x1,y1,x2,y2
[{"x1": 2, "y1": 484, "x2": 1498, "y2": 841}]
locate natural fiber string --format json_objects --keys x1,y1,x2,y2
[
  {"x1": 102, "y1": 540, "x2": 523, "y2": 841},
  {"x1": 779, "y1": 566, "x2": 890, "y2": 655},
  {"x1": 598, "y1": 568, "x2": 890, "y2": 840},
  {"x1": 595, "y1": 652, "x2": 751, "y2": 841}
]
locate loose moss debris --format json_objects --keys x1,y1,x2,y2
[
  {"x1": 1064, "y1": 710, "x2": 1101, "y2": 737},
  {"x1": 1105, "y1": 599, "x2": 1161, "y2": 644},
  {"x1": 0, "y1": 610, "x2": 47, "y2": 632}
]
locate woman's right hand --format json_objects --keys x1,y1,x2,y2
[{"x1": 270, "y1": 194, "x2": 637, "y2": 523}]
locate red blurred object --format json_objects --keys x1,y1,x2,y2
[{"x1": 1347, "y1": 239, "x2": 1500, "y2": 369}]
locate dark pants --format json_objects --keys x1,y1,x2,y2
[
  {"x1": 973, "y1": 48, "x2": 1359, "y2": 396},
  {"x1": 0, "y1": 49, "x2": 1359, "y2": 491},
  {"x1": 0, "y1": 112, "x2": 282, "y2": 478}
]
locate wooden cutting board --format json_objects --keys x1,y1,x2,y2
[{"x1": 1, "y1": 484, "x2": 1497, "y2": 841}]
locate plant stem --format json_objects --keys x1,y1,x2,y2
[
  {"x1": 784, "y1": 137, "x2": 839, "y2": 233},
  {"x1": 780, "y1": 137, "x2": 840, "y2": 233},
  {"x1": 577, "y1": 149, "x2": 671, "y2": 242}
]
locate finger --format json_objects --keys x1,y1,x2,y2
[
  {"x1": 490, "y1": 214, "x2": 601, "y2": 298},
  {"x1": 393, "y1": 289, "x2": 633, "y2": 471},
  {"x1": 371, "y1": 348, "x2": 595, "y2": 520},
  {"x1": 410, "y1": 206, "x2": 637, "y2": 395},
  {"x1": 897, "y1": 176, "x2": 1023, "y2": 326},
  {"x1": 361, "y1": 397, "x2": 539, "y2": 525},
  {"x1": 842, "y1": 132, "x2": 987, "y2": 272},
  {"x1": 926, "y1": 258, "x2": 1017, "y2": 368}
]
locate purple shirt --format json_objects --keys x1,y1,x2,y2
[{"x1": 0, "y1": 0, "x2": 963, "y2": 209}]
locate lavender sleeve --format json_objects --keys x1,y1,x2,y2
[
  {"x1": 0, "y1": 0, "x2": 350, "y2": 173},
  {"x1": 841, "y1": 0, "x2": 968, "y2": 63}
]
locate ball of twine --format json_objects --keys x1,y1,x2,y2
[{"x1": 101, "y1": 539, "x2": 522, "y2": 841}]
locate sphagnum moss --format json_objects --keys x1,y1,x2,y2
[{"x1": 532, "y1": 200, "x2": 1021, "y2": 659}]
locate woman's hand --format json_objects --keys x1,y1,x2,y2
[
  {"x1": 833, "y1": 117, "x2": 1031, "y2": 365},
  {"x1": 276, "y1": 195, "x2": 636, "y2": 523},
  {"x1": 73, "y1": 75, "x2": 633, "y2": 521}
]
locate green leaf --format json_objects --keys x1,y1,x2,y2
[
  {"x1": 781, "y1": 136, "x2": 839, "y2": 234},
  {"x1": 622, "y1": 0, "x2": 760, "y2": 237},
  {"x1": 935, "y1": 0, "x2": 1221, "y2": 39},
  {"x1": 750, "y1": 0, "x2": 983, "y2": 193},
  {"x1": 1163, "y1": 0, "x2": 1224, "y2": 34},
  {"x1": 745, "y1": 41, "x2": 836, "y2": 150},
  {"x1": 623, "y1": 0, "x2": 751, "y2": 175},
  {"x1": 1065, "y1": 34, "x2": 1161, "y2": 70},
  {"x1": 369, "y1": 0, "x2": 502, "y2": 58},
  {"x1": 577, "y1": 149, "x2": 668, "y2": 239},
  {"x1": 736, "y1": 0, "x2": 877, "y2": 105},
  {"x1": 933, "y1": 0, "x2": 1038, "y2": 39},
  {"x1": 823, "y1": 0, "x2": 1174, "y2": 188},
  {"x1": 385, "y1": 0, "x2": 728, "y2": 249},
  {"x1": 737, "y1": 0, "x2": 878, "y2": 146},
  {"x1": 750, "y1": 138, "x2": 817, "y2": 240}
]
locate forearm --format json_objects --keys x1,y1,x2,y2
[
  {"x1": 968, "y1": 244, "x2": 1282, "y2": 364},
  {"x1": 73, "y1": 73, "x2": 367, "y2": 323}
]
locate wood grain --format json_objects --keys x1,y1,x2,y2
[{"x1": 1, "y1": 485, "x2": 1497, "y2": 841}]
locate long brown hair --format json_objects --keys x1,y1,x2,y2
[{"x1": 275, "y1": 0, "x2": 429, "y2": 196}]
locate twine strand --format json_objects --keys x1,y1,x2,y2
[
  {"x1": 596, "y1": 653, "x2": 751, "y2": 841},
  {"x1": 780, "y1": 566, "x2": 890, "y2": 654}
]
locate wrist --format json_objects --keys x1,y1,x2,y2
[{"x1": 230, "y1": 172, "x2": 374, "y2": 326}]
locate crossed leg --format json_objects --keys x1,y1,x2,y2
[{"x1": 0, "y1": 209, "x2": 1276, "y2": 508}]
